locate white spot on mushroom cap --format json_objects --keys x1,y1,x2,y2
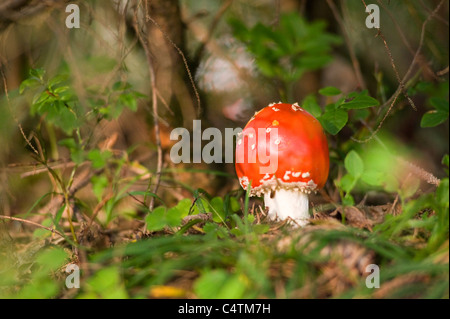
[
  {"x1": 259, "y1": 173, "x2": 273, "y2": 184},
  {"x1": 272, "y1": 107, "x2": 280, "y2": 111},
  {"x1": 283, "y1": 171, "x2": 291, "y2": 180},
  {"x1": 302, "y1": 172, "x2": 310, "y2": 178},
  {"x1": 239, "y1": 176, "x2": 249, "y2": 188},
  {"x1": 292, "y1": 172, "x2": 301, "y2": 178},
  {"x1": 291, "y1": 103, "x2": 302, "y2": 111}
]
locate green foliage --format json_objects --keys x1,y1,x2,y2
[
  {"x1": 0, "y1": 245, "x2": 68, "y2": 299},
  {"x1": 194, "y1": 270, "x2": 248, "y2": 299},
  {"x1": 409, "y1": 80, "x2": 449, "y2": 128},
  {"x1": 335, "y1": 150, "x2": 365, "y2": 206},
  {"x1": 146, "y1": 206, "x2": 185, "y2": 232},
  {"x1": 230, "y1": 13, "x2": 341, "y2": 84},
  {"x1": 298, "y1": 89, "x2": 380, "y2": 135},
  {"x1": 420, "y1": 97, "x2": 449, "y2": 128},
  {"x1": 319, "y1": 90, "x2": 379, "y2": 135},
  {"x1": 78, "y1": 267, "x2": 128, "y2": 299},
  {"x1": 146, "y1": 194, "x2": 241, "y2": 232},
  {"x1": 319, "y1": 86, "x2": 342, "y2": 96},
  {"x1": 87, "y1": 149, "x2": 113, "y2": 169},
  {"x1": 20, "y1": 69, "x2": 144, "y2": 137},
  {"x1": 20, "y1": 69, "x2": 80, "y2": 135},
  {"x1": 97, "y1": 81, "x2": 146, "y2": 120}
]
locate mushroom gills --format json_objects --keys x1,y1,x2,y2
[{"x1": 264, "y1": 189, "x2": 310, "y2": 227}]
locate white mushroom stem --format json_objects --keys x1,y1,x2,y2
[{"x1": 264, "y1": 189, "x2": 310, "y2": 227}]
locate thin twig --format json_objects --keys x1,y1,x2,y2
[
  {"x1": 418, "y1": 0, "x2": 449, "y2": 27},
  {"x1": 193, "y1": 0, "x2": 233, "y2": 64},
  {"x1": 326, "y1": 0, "x2": 367, "y2": 90},
  {"x1": 361, "y1": 0, "x2": 417, "y2": 111},
  {"x1": 144, "y1": 7, "x2": 202, "y2": 118},
  {"x1": 353, "y1": 0, "x2": 445, "y2": 143},
  {"x1": 0, "y1": 215, "x2": 65, "y2": 238},
  {"x1": 132, "y1": 1, "x2": 163, "y2": 229},
  {"x1": 0, "y1": 67, "x2": 39, "y2": 155},
  {"x1": 377, "y1": 0, "x2": 415, "y2": 56}
]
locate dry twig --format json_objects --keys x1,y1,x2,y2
[
  {"x1": 0, "y1": 214, "x2": 65, "y2": 238},
  {"x1": 353, "y1": 0, "x2": 446, "y2": 143}
]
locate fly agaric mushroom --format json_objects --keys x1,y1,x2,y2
[{"x1": 235, "y1": 102, "x2": 329, "y2": 227}]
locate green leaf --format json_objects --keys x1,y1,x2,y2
[
  {"x1": 112, "y1": 81, "x2": 132, "y2": 91},
  {"x1": 194, "y1": 270, "x2": 247, "y2": 299},
  {"x1": 32, "y1": 218, "x2": 54, "y2": 238},
  {"x1": 342, "y1": 193, "x2": 355, "y2": 206},
  {"x1": 319, "y1": 108, "x2": 348, "y2": 135},
  {"x1": 319, "y1": 86, "x2": 342, "y2": 96},
  {"x1": 210, "y1": 197, "x2": 226, "y2": 223},
  {"x1": 194, "y1": 190, "x2": 207, "y2": 214},
  {"x1": 30, "y1": 68, "x2": 45, "y2": 81},
  {"x1": 88, "y1": 149, "x2": 112, "y2": 169},
  {"x1": 340, "y1": 93, "x2": 379, "y2": 109},
  {"x1": 442, "y1": 154, "x2": 449, "y2": 168},
  {"x1": 383, "y1": 173, "x2": 399, "y2": 193},
  {"x1": 252, "y1": 224, "x2": 270, "y2": 234},
  {"x1": 92, "y1": 175, "x2": 108, "y2": 200},
  {"x1": 435, "y1": 178, "x2": 449, "y2": 209},
  {"x1": 70, "y1": 148, "x2": 85, "y2": 165},
  {"x1": 345, "y1": 150, "x2": 364, "y2": 178},
  {"x1": 361, "y1": 171, "x2": 384, "y2": 186},
  {"x1": 302, "y1": 95, "x2": 322, "y2": 118},
  {"x1": 420, "y1": 110, "x2": 449, "y2": 128},
  {"x1": 83, "y1": 267, "x2": 128, "y2": 299},
  {"x1": 430, "y1": 97, "x2": 449, "y2": 112},
  {"x1": 229, "y1": 197, "x2": 240, "y2": 213},
  {"x1": 48, "y1": 74, "x2": 69, "y2": 88},
  {"x1": 175, "y1": 198, "x2": 193, "y2": 218},
  {"x1": 166, "y1": 207, "x2": 183, "y2": 227},
  {"x1": 146, "y1": 206, "x2": 167, "y2": 231},
  {"x1": 19, "y1": 78, "x2": 41, "y2": 94},
  {"x1": 337, "y1": 174, "x2": 357, "y2": 193},
  {"x1": 118, "y1": 93, "x2": 137, "y2": 113},
  {"x1": 35, "y1": 247, "x2": 68, "y2": 271}
]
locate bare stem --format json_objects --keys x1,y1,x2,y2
[
  {"x1": 0, "y1": 215, "x2": 65, "y2": 238},
  {"x1": 132, "y1": 2, "x2": 163, "y2": 235}
]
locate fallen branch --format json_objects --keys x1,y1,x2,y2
[{"x1": 0, "y1": 215, "x2": 65, "y2": 238}]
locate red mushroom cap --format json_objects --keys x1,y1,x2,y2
[{"x1": 235, "y1": 102, "x2": 329, "y2": 196}]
